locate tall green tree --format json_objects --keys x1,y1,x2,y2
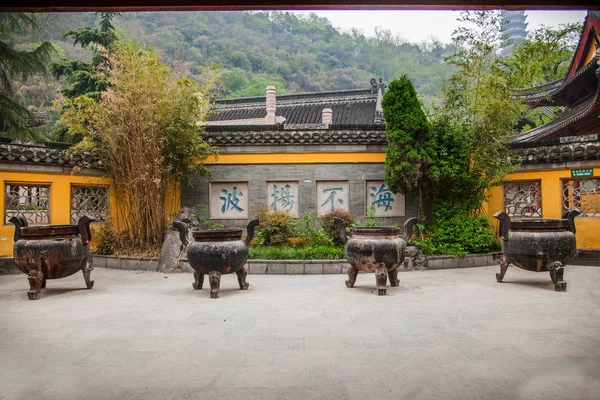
[
  {"x1": 383, "y1": 75, "x2": 435, "y2": 214},
  {"x1": 51, "y1": 12, "x2": 119, "y2": 100},
  {"x1": 434, "y1": 11, "x2": 520, "y2": 214},
  {"x1": 0, "y1": 14, "x2": 55, "y2": 139}
]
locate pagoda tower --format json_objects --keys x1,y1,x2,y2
[{"x1": 501, "y1": 10, "x2": 528, "y2": 55}]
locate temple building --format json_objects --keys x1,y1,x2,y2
[
  {"x1": 182, "y1": 78, "x2": 417, "y2": 228},
  {"x1": 501, "y1": 10, "x2": 528, "y2": 55},
  {"x1": 1, "y1": 12, "x2": 598, "y2": 259},
  {"x1": 486, "y1": 10, "x2": 600, "y2": 254}
]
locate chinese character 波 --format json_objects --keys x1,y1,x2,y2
[
  {"x1": 320, "y1": 187, "x2": 344, "y2": 212},
  {"x1": 220, "y1": 186, "x2": 244, "y2": 214},
  {"x1": 270, "y1": 184, "x2": 295, "y2": 211},
  {"x1": 370, "y1": 184, "x2": 394, "y2": 212}
]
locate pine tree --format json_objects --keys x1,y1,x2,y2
[
  {"x1": 51, "y1": 12, "x2": 119, "y2": 100},
  {"x1": 382, "y1": 75, "x2": 435, "y2": 215},
  {"x1": 0, "y1": 13, "x2": 55, "y2": 139}
]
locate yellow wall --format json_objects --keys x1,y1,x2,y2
[
  {"x1": 583, "y1": 35, "x2": 599, "y2": 67},
  {"x1": 205, "y1": 152, "x2": 386, "y2": 164},
  {"x1": 1, "y1": 170, "x2": 114, "y2": 257},
  {"x1": 3, "y1": 153, "x2": 598, "y2": 257},
  {"x1": 486, "y1": 168, "x2": 600, "y2": 249}
]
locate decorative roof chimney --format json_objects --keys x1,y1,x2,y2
[
  {"x1": 322, "y1": 108, "x2": 333, "y2": 126},
  {"x1": 265, "y1": 86, "x2": 276, "y2": 124}
]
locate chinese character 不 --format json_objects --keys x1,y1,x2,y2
[
  {"x1": 370, "y1": 184, "x2": 395, "y2": 212},
  {"x1": 220, "y1": 186, "x2": 244, "y2": 214},
  {"x1": 271, "y1": 184, "x2": 295, "y2": 211},
  {"x1": 320, "y1": 187, "x2": 344, "y2": 212}
]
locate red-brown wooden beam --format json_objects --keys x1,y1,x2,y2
[{"x1": 0, "y1": 0, "x2": 598, "y2": 12}]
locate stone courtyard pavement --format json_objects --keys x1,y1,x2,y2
[{"x1": 1, "y1": 265, "x2": 599, "y2": 400}]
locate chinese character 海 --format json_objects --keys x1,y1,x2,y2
[
  {"x1": 271, "y1": 184, "x2": 295, "y2": 211},
  {"x1": 220, "y1": 186, "x2": 244, "y2": 214},
  {"x1": 321, "y1": 187, "x2": 344, "y2": 212},
  {"x1": 370, "y1": 184, "x2": 394, "y2": 212}
]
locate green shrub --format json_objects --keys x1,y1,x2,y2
[
  {"x1": 253, "y1": 206, "x2": 292, "y2": 246},
  {"x1": 249, "y1": 244, "x2": 344, "y2": 260},
  {"x1": 290, "y1": 212, "x2": 333, "y2": 245},
  {"x1": 95, "y1": 223, "x2": 119, "y2": 255},
  {"x1": 320, "y1": 210, "x2": 355, "y2": 245},
  {"x1": 411, "y1": 213, "x2": 499, "y2": 256}
]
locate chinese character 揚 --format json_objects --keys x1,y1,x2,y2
[{"x1": 271, "y1": 184, "x2": 295, "y2": 211}]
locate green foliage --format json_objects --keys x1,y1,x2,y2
[
  {"x1": 51, "y1": 12, "x2": 119, "y2": 100},
  {"x1": 290, "y1": 212, "x2": 333, "y2": 245},
  {"x1": 506, "y1": 22, "x2": 582, "y2": 130},
  {"x1": 193, "y1": 205, "x2": 225, "y2": 230},
  {"x1": 411, "y1": 212, "x2": 499, "y2": 256},
  {"x1": 366, "y1": 205, "x2": 378, "y2": 227},
  {"x1": 320, "y1": 209, "x2": 355, "y2": 245},
  {"x1": 249, "y1": 244, "x2": 344, "y2": 260},
  {"x1": 253, "y1": 206, "x2": 293, "y2": 246},
  {"x1": 383, "y1": 75, "x2": 435, "y2": 212},
  {"x1": 429, "y1": 11, "x2": 521, "y2": 219},
  {"x1": 0, "y1": 14, "x2": 56, "y2": 139},
  {"x1": 229, "y1": 74, "x2": 287, "y2": 98},
  {"x1": 95, "y1": 223, "x2": 119, "y2": 255},
  {"x1": 60, "y1": 40, "x2": 219, "y2": 251}
]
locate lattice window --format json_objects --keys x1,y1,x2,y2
[
  {"x1": 5, "y1": 184, "x2": 50, "y2": 224},
  {"x1": 71, "y1": 186, "x2": 109, "y2": 224},
  {"x1": 562, "y1": 179, "x2": 600, "y2": 217},
  {"x1": 503, "y1": 181, "x2": 542, "y2": 218}
]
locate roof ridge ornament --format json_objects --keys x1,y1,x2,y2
[{"x1": 373, "y1": 78, "x2": 386, "y2": 124}]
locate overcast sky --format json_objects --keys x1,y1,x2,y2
[{"x1": 291, "y1": 10, "x2": 587, "y2": 44}]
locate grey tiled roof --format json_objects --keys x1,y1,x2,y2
[
  {"x1": 204, "y1": 127, "x2": 387, "y2": 146},
  {"x1": 511, "y1": 93, "x2": 600, "y2": 143},
  {"x1": 209, "y1": 88, "x2": 379, "y2": 125},
  {"x1": 0, "y1": 140, "x2": 103, "y2": 169},
  {"x1": 511, "y1": 137, "x2": 600, "y2": 165}
]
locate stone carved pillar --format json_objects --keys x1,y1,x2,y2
[
  {"x1": 322, "y1": 108, "x2": 333, "y2": 126},
  {"x1": 265, "y1": 85, "x2": 276, "y2": 124}
]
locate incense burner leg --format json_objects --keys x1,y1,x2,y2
[
  {"x1": 41, "y1": 278, "x2": 47, "y2": 289},
  {"x1": 345, "y1": 265, "x2": 359, "y2": 288},
  {"x1": 549, "y1": 261, "x2": 567, "y2": 292},
  {"x1": 27, "y1": 269, "x2": 44, "y2": 300},
  {"x1": 375, "y1": 266, "x2": 388, "y2": 296},
  {"x1": 388, "y1": 268, "x2": 399, "y2": 287},
  {"x1": 82, "y1": 259, "x2": 94, "y2": 289},
  {"x1": 192, "y1": 271, "x2": 204, "y2": 290},
  {"x1": 209, "y1": 271, "x2": 221, "y2": 299},
  {"x1": 236, "y1": 267, "x2": 249, "y2": 290},
  {"x1": 496, "y1": 257, "x2": 509, "y2": 283}
]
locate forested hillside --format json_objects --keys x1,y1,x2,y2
[{"x1": 9, "y1": 11, "x2": 456, "y2": 103}]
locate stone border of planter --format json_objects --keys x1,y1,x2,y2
[
  {"x1": 14, "y1": 251, "x2": 600, "y2": 276},
  {"x1": 92, "y1": 255, "x2": 160, "y2": 272}
]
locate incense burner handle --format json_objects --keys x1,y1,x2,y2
[
  {"x1": 493, "y1": 211, "x2": 510, "y2": 241},
  {"x1": 78, "y1": 216, "x2": 95, "y2": 247},
  {"x1": 333, "y1": 217, "x2": 348, "y2": 245},
  {"x1": 172, "y1": 221, "x2": 190, "y2": 246},
  {"x1": 403, "y1": 217, "x2": 419, "y2": 241},
  {"x1": 244, "y1": 219, "x2": 260, "y2": 246},
  {"x1": 562, "y1": 209, "x2": 580, "y2": 234},
  {"x1": 9, "y1": 216, "x2": 28, "y2": 241}
]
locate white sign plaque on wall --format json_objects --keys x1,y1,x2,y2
[
  {"x1": 210, "y1": 182, "x2": 249, "y2": 219},
  {"x1": 267, "y1": 181, "x2": 299, "y2": 217},
  {"x1": 366, "y1": 181, "x2": 405, "y2": 217},
  {"x1": 316, "y1": 181, "x2": 349, "y2": 216}
]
